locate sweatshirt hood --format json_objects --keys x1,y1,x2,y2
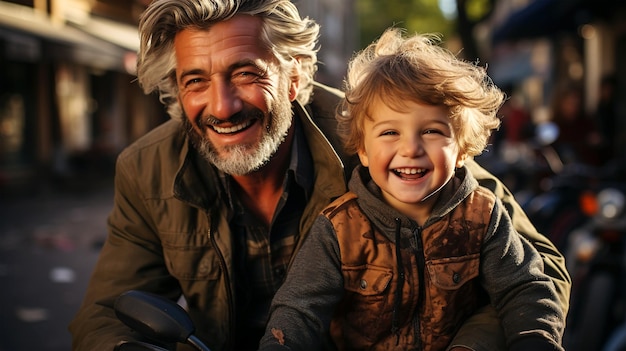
[{"x1": 348, "y1": 164, "x2": 479, "y2": 242}]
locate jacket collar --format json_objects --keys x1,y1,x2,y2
[
  {"x1": 172, "y1": 98, "x2": 345, "y2": 211},
  {"x1": 173, "y1": 139, "x2": 222, "y2": 210},
  {"x1": 351, "y1": 165, "x2": 479, "y2": 235}
]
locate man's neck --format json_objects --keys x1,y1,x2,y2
[{"x1": 230, "y1": 126, "x2": 294, "y2": 227}]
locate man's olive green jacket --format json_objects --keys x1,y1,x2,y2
[{"x1": 69, "y1": 83, "x2": 570, "y2": 351}]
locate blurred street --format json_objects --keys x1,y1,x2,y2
[{"x1": 0, "y1": 177, "x2": 114, "y2": 351}]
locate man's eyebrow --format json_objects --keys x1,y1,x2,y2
[
  {"x1": 230, "y1": 59, "x2": 268, "y2": 73},
  {"x1": 179, "y1": 68, "x2": 205, "y2": 81},
  {"x1": 178, "y1": 59, "x2": 267, "y2": 81}
]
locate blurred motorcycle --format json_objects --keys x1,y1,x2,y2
[
  {"x1": 517, "y1": 122, "x2": 600, "y2": 251},
  {"x1": 561, "y1": 166, "x2": 626, "y2": 351}
]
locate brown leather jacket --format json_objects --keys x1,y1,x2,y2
[
  {"x1": 260, "y1": 166, "x2": 564, "y2": 351},
  {"x1": 327, "y1": 187, "x2": 491, "y2": 350}
]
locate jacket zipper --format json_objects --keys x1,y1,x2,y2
[
  {"x1": 207, "y1": 211, "x2": 236, "y2": 350},
  {"x1": 414, "y1": 225, "x2": 426, "y2": 350}
]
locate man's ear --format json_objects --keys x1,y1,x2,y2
[
  {"x1": 289, "y1": 80, "x2": 299, "y2": 101},
  {"x1": 289, "y1": 59, "x2": 301, "y2": 102}
]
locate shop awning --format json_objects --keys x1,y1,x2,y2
[
  {"x1": 491, "y1": 0, "x2": 615, "y2": 45},
  {"x1": 0, "y1": 1, "x2": 137, "y2": 73}
]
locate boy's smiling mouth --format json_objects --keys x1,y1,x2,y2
[{"x1": 392, "y1": 167, "x2": 428, "y2": 180}]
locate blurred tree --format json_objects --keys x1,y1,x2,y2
[
  {"x1": 356, "y1": 0, "x2": 496, "y2": 62},
  {"x1": 455, "y1": 0, "x2": 496, "y2": 61},
  {"x1": 356, "y1": 0, "x2": 453, "y2": 49}
]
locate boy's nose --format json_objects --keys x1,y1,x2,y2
[{"x1": 400, "y1": 137, "x2": 424, "y2": 157}]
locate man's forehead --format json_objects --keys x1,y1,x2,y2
[{"x1": 175, "y1": 15, "x2": 264, "y2": 42}]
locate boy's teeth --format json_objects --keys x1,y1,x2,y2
[{"x1": 396, "y1": 168, "x2": 424, "y2": 174}]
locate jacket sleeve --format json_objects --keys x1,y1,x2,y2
[
  {"x1": 259, "y1": 216, "x2": 344, "y2": 351},
  {"x1": 448, "y1": 160, "x2": 571, "y2": 351},
  {"x1": 481, "y1": 198, "x2": 565, "y2": 350},
  {"x1": 68, "y1": 152, "x2": 181, "y2": 351}
]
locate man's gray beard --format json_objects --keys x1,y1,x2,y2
[{"x1": 182, "y1": 91, "x2": 293, "y2": 176}]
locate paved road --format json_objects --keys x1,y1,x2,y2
[{"x1": 0, "y1": 178, "x2": 113, "y2": 351}]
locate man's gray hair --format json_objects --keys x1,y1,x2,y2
[{"x1": 137, "y1": 0, "x2": 320, "y2": 121}]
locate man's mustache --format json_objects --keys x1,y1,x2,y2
[{"x1": 199, "y1": 109, "x2": 264, "y2": 127}]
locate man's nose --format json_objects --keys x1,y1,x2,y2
[{"x1": 208, "y1": 80, "x2": 242, "y2": 120}]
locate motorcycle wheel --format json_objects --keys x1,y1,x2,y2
[{"x1": 565, "y1": 272, "x2": 615, "y2": 351}]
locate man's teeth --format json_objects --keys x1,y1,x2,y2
[
  {"x1": 212, "y1": 120, "x2": 253, "y2": 134},
  {"x1": 395, "y1": 168, "x2": 426, "y2": 175}
]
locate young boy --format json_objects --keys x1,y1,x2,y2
[{"x1": 258, "y1": 28, "x2": 565, "y2": 351}]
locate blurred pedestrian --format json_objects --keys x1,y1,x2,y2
[
  {"x1": 551, "y1": 85, "x2": 602, "y2": 166},
  {"x1": 594, "y1": 74, "x2": 619, "y2": 163},
  {"x1": 498, "y1": 84, "x2": 533, "y2": 146}
]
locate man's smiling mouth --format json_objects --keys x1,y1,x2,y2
[{"x1": 211, "y1": 119, "x2": 255, "y2": 134}]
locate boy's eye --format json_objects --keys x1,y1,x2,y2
[
  {"x1": 424, "y1": 129, "x2": 442, "y2": 135},
  {"x1": 381, "y1": 130, "x2": 398, "y2": 136}
]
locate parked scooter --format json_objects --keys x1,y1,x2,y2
[
  {"x1": 484, "y1": 121, "x2": 593, "y2": 251},
  {"x1": 520, "y1": 121, "x2": 608, "y2": 252},
  {"x1": 114, "y1": 290, "x2": 212, "y2": 351},
  {"x1": 561, "y1": 161, "x2": 626, "y2": 351},
  {"x1": 479, "y1": 121, "x2": 564, "y2": 205}
]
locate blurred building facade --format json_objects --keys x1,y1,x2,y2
[
  {"x1": 295, "y1": 0, "x2": 358, "y2": 88},
  {"x1": 0, "y1": 0, "x2": 165, "y2": 193},
  {"x1": 0, "y1": 0, "x2": 358, "y2": 194},
  {"x1": 483, "y1": 0, "x2": 626, "y2": 160}
]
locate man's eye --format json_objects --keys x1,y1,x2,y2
[
  {"x1": 187, "y1": 78, "x2": 202, "y2": 85},
  {"x1": 182, "y1": 78, "x2": 204, "y2": 88},
  {"x1": 233, "y1": 71, "x2": 261, "y2": 83}
]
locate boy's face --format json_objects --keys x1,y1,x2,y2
[{"x1": 357, "y1": 99, "x2": 464, "y2": 218}]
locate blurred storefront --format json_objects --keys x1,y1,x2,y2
[
  {"x1": 0, "y1": 0, "x2": 355, "y2": 195},
  {"x1": 0, "y1": 0, "x2": 166, "y2": 194},
  {"x1": 296, "y1": 0, "x2": 358, "y2": 88},
  {"x1": 483, "y1": 0, "x2": 626, "y2": 159}
]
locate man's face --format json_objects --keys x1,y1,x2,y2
[{"x1": 175, "y1": 15, "x2": 298, "y2": 175}]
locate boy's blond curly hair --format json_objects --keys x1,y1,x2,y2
[{"x1": 337, "y1": 28, "x2": 504, "y2": 158}]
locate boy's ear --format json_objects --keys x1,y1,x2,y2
[
  {"x1": 456, "y1": 154, "x2": 468, "y2": 168},
  {"x1": 357, "y1": 148, "x2": 370, "y2": 167}
]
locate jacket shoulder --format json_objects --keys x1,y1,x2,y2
[
  {"x1": 118, "y1": 120, "x2": 186, "y2": 166},
  {"x1": 308, "y1": 83, "x2": 360, "y2": 173},
  {"x1": 465, "y1": 185, "x2": 498, "y2": 225},
  {"x1": 118, "y1": 120, "x2": 185, "y2": 160},
  {"x1": 470, "y1": 185, "x2": 498, "y2": 205},
  {"x1": 321, "y1": 191, "x2": 358, "y2": 219},
  {"x1": 114, "y1": 119, "x2": 187, "y2": 194}
]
